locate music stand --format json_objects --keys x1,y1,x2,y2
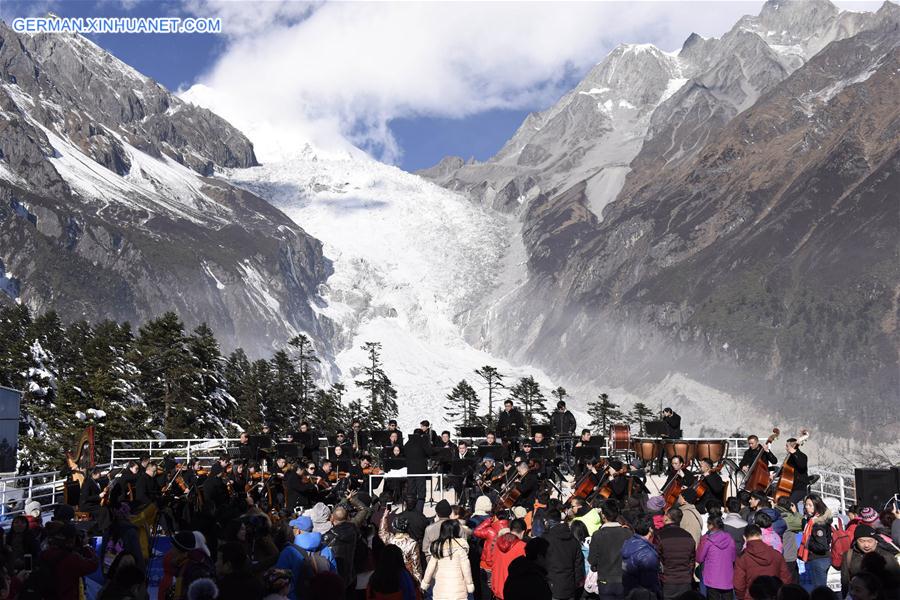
[
  {"x1": 575, "y1": 446, "x2": 601, "y2": 461},
  {"x1": 326, "y1": 435, "x2": 338, "y2": 445},
  {"x1": 334, "y1": 460, "x2": 351, "y2": 473},
  {"x1": 458, "y1": 426, "x2": 486, "y2": 438},
  {"x1": 276, "y1": 443, "x2": 300, "y2": 458},
  {"x1": 384, "y1": 458, "x2": 406, "y2": 471},
  {"x1": 451, "y1": 458, "x2": 475, "y2": 476},
  {"x1": 477, "y1": 445, "x2": 507, "y2": 461},
  {"x1": 435, "y1": 447, "x2": 453, "y2": 464},
  {"x1": 645, "y1": 421, "x2": 667, "y2": 437},
  {"x1": 370, "y1": 430, "x2": 392, "y2": 446},
  {"x1": 530, "y1": 425, "x2": 553, "y2": 438},
  {"x1": 587, "y1": 436, "x2": 607, "y2": 447},
  {"x1": 353, "y1": 431, "x2": 371, "y2": 447}
]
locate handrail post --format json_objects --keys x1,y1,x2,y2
[{"x1": 839, "y1": 474, "x2": 846, "y2": 512}]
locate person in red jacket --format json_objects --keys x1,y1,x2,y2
[
  {"x1": 733, "y1": 525, "x2": 792, "y2": 600},
  {"x1": 490, "y1": 519, "x2": 527, "y2": 600},
  {"x1": 473, "y1": 512, "x2": 509, "y2": 591},
  {"x1": 39, "y1": 522, "x2": 100, "y2": 600}
]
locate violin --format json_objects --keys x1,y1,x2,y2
[
  {"x1": 327, "y1": 471, "x2": 351, "y2": 482},
  {"x1": 362, "y1": 466, "x2": 383, "y2": 476}
]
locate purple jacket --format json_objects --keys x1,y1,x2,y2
[{"x1": 697, "y1": 530, "x2": 736, "y2": 590}]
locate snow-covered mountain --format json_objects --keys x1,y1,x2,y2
[
  {"x1": 422, "y1": 0, "x2": 900, "y2": 444},
  {"x1": 0, "y1": 21, "x2": 329, "y2": 357}
]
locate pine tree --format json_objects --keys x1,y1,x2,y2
[
  {"x1": 631, "y1": 402, "x2": 655, "y2": 436},
  {"x1": 188, "y1": 323, "x2": 236, "y2": 436},
  {"x1": 354, "y1": 342, "x2": 398, "y2": 427},
  {"x1": 551, "y1": 386, "x2": 567, "y2": 406},
  {"x1": 224, "y1": 349, "x2": 258, "y2": 431},
  {"x1": 587, "y1": 393, "x2": 624, "y2": 433},
  {"x1": 507, "y1": 376, "x2": 548, "y2": 431},
  {"x1": 310, "y1": 386, "x2": 348, "y2": 433},
  {"x1": 268, "y1": 350, "x2": 300, "y2": 431},
  {"x1": 474, "y1": 365, "x2": 504, "y2": 426},
  {"x1": 445, "y1": 380, "x2": 480, "y2": 428},
  {"x1": 288, "y1": 334, "x2": 319, "y2": 409},
  {"x1": 131, "y1": 312, "x2": 198, "y2": 437}
]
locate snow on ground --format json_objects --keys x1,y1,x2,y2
[{"x1": 225, "y1": 150, "x2": 560, "y2": 432}]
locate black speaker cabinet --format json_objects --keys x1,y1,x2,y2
[{"x1": 854, "y1": 468, "x2": 899, "y2": 509}]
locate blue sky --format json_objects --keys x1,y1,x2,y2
[{"x1": 1, "y1": 1, "x2": 886, "y2": 171}]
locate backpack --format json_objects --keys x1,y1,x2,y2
[
  {"x1": 830, "y1": 521, "x2": 851, "y2": 569},
  {"x1": 292, "y1": 544, "x2": 332, "y2": 596},
  {"x1": 807, "y1": 521, "x2": 832, "y2": 555}
]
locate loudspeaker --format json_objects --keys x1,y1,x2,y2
[{"x1": 854, "y1": 468, "x2": 900, "y2": 509}]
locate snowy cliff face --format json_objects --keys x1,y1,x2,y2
[
  {"x1": 213, "y1": 146, "x2": 561, "y2": 431},
  {"x1": 423, "y1": 0, "x2": 900, "y2": 442},
  {"x1": 0, "y1": 22, "x2": 330, "y2": 357}
]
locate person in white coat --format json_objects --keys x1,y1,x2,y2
[{"x1": 421, "y1": 519, "x2": 475, "y2": 600}]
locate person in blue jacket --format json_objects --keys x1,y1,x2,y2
[
  {"x1": 274, "y1": 515, "x2": 337, "y2": 600},
  {"x1": 622, "y1": 516, "x2": 661, "y2": 598}
]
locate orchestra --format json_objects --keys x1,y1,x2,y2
[{"x1": 60, "y1": 400, "x2": 822, "y2": 557}]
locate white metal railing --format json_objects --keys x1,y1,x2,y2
[
  {"x1": 0, "y1": 463, "x2": 111, "y2": 520},
  {"x1": 109, "y1": 438, "x2": 240, "y2": 466},
  {"x1": 810, "y1": 469, "x2": 857, "y2": 512}
]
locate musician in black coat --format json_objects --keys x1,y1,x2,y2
[
  {"x1": 513, "y1": 461, "x2": 539, "y2": 508},
  {"x1": 602, "y1": 459, "x2": 630, "y2": 503},
  {"x1": 663, "y1": 454, "x2": 696, "y2": 489},
  {"x1": 296, "y1": 421, "x2": 320, "y2": 461},
  {"x1": 695, "y1": 458, "x2": 725, "y2": 513},
  {"x1": 661, "y1": 407, "x2": 683, "y2": 438},
  {"x1": 134, "y1": 462, "x2": 161, "y2": 508},
  {"x1": 404, "y1": 428, "x2": 437, "y2": 512},
  {"x1": 285, "y1": 463, "x2": 319, "y2": 511},
  {"x1": 550, "y1": 401, "x2": 577, "y2": 438},
  {"x1": 79, "y1": 468, "x2": 104, "y2": 516},
  {"x1": 201, "y1": 470, "x2": 229, "y2": 518},
  {"x1": 497, "y1": 400, "x2": 525, "y2": 442},
  {"x1": 784, "y1": 437, "x2": 810, "y2": 504},
  {"x1": 739, "y1": 435, "x2": 778, "y2": 472}
]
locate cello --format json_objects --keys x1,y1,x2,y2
[
  {"x1": 693, "y1": 461, "x2": 725, "y2": 501},
  {"x1": 741, "y1": 428, "x2": 779, "y2": 493},
  {"x1": 774, "y1": 429, "x2": 809, "y2": 502},
  {"x1": 568, "y1": 458, "x2": 608, "y2": 503},
  {"x1": 662, "y1": 474, "x2": 685, "y2": 511},
  {"x1": 595, "y1": 461, "x2": 629, "y2": 501}
]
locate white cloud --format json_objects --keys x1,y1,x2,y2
[{"x1": 180, "y1": 1, "x2": 877, "y2": 164}]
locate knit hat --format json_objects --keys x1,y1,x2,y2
[
  {"x1": 511, "y1": 506, "x2": 528, "y2": 519},
  {"x1": 646, "y1": 496, "x2": 666, "y2": 512},
  {"x1": 289, "y1": 515, "x2": 313, "y2": 532},
  {"x1": 474, "y1": 495, "x2": 493, "y2": 516},
  {"x1": 859, "y1": 507, "x2": 879, "y2": 524},
  {"x1": 853, "y1": 524, "x2": 878, "y2": 542},
  {"x1": 435, "y1": 499, "x2": 452, "y2": 518},
  {"x1": 393, "y1": 516, "x2": 410, "y2": 533},
  {"x1": 24, "y1": 500, "x2": 41, "y2": 517},
  {"x1": 172, "y1": 530, "x2": 198, "y2": 552}
]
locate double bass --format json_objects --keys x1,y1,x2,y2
[
  {"x1": 741, "y1": 428, "x2": 779, "y2": 493},
  {"x1": 774, "y1": 429, "x2": 809, "y2": 501}
]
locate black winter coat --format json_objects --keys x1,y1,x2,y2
[
  {"x1": 542, "y1": 522, "x2": 585, "y2": 599},
  {"x1": 323, "y1": 521, "x2": 360, "y2": 587}
]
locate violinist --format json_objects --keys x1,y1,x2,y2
[
  {"x1": 664, "y1": 454, "x2": 696, "y2": 488},
  {"x1": 437, "y1": 430, "x2": 454, "y2": 475},
  {"x1": 531, "y1": 431, "x2": 547, "y2": 449},
  {"x1": 516, "y1": 440, "x2": 534, "y2": 463},
  {"x1": 286, "y1": 463, "x2": 319, "y2": 511},
  {"x1": 739, "y1": 435, "x2": 778, "y2": 474},
  {"x1": 230, "y1": 461, "x2": 249, "y2": 493},
  {"x1": 134, "y1": 461, "x2": 161, "y2": 509},
  {"x1": 695, "y1": 457, "x2": 725, "y2": 513},
  {"x1": 512, "y1": 460, "x2": 538, "y2": 509},
  {"x1": 332, "y1": 444, "x2": 350, "y2": 464},
  {"x1": 449, "y1": 441, "x2": 474, "y2": 502},
  {"x1": 480, "y1": 431, "x2": 501, "y2": 451},
  {"x1": 475, "y1": 455, "x2": 503, "y2": 495},
  {"x1": 573, "y1": 429, "x2": 593, "y2": 479},
  {"x1": 201, "y1": 467, "x2": 229, "y2": 518}
]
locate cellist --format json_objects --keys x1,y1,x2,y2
[
  {"x1": 694, "y1": 458, "x2": 725, "y2": 514},
  {"x1": 512, "y1": 460, "x2": 538, "y2": 509},
  {"x1": 663, "y1": 454, "x2": 696, "y2": 489}
]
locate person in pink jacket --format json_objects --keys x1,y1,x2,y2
[{"x1": 697, "y1": 515, "x2": 737, "y2": 600}]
